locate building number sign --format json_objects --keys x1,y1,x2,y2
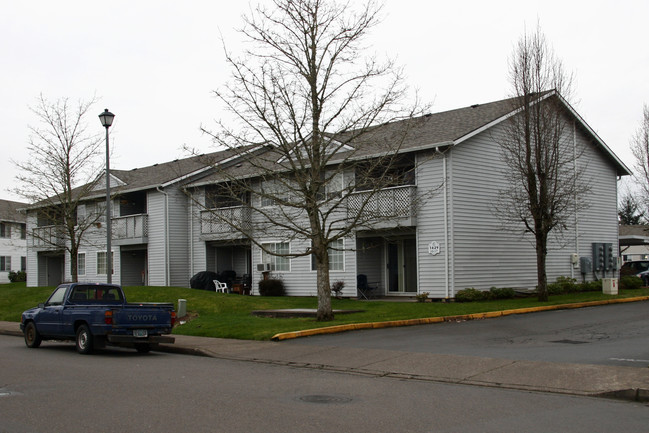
[{"x1": 428, "y1": 241, "x2": 440, "y2": 255}]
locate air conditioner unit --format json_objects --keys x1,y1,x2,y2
[{"x1": 256, "y1": 263, "x2": 272, "y2": 272}]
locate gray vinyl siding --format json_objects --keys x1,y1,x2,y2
[
  {"x1": 166, "y1": 187, "x2": 190, "y2": 286},
  {"x1": 449, "y1": 120, "x2": 621, "y2": 293},
  {"x1": 416, "y1": 150, "x2": 450, "y2": 297},
  {"x1": 147, "y1": 190, "x2": 167, "y2": 286},
  {"x1": 449, "y1": 125, "x2": 542, "y2": 292}
]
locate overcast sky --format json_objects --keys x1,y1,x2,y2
[{"x1": 1, "y1": 0, "x2": 647, "y2": 202}]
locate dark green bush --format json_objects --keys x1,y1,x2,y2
[
  {"x1": 620, "y1": 276, "x2": 642, "y2": 290},
  {"x1": 579, "y1": 280, "x2": 602, "y2": 292},
  {"x1": 548, "y1": 276, "x2": 578, "y2": 294},
  {"x1": 489, "y1": 287, "x2": 516, "y2": 300},
  {"x1": 8, "y1": 271, "x2": 26, "y2": 283},
  {"x1": 258, "y1": 278, "x2": 286, "y2": 296},
  {"x1": 455, "y1": 288, "x2": 487, "y2": 302}
]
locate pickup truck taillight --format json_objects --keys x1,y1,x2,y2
[
  {"x1": 104, "y1": 310, "x2": 113, "y2": 325},
  {"x1": 170, "y1": 311, "x2": 176, "y2": 327}
]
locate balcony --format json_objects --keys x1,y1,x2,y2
[
  {"x1": 200, "y1": 206, "x2": 251, "y2": 241},
  {"x1": 113, "y1": 214, "x2": 148, "y2": 246},
  {"x1": 31, "y1": 225, "x2": 66, "y2": 250},
  {"x1": 347, "y1": 185, "x2": 417, "y2": 228}
]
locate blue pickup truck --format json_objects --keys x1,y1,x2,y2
[{"x1": 21, "y1": 282, "x2": 176, "y2": 354}]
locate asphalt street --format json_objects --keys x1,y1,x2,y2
[{"x1": 283, "y1": 302, "x2": 649, "y2": 368}]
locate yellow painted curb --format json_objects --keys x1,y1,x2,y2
[{"x1": 270, "y1": 296, "x2": 649, "y2": 341}]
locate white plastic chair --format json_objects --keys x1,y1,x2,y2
[{"x1": 213, "y1": 280, "x2": 228, "y2": 293}]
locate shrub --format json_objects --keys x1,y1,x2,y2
[
  {"x1": 331, "y1": 280, "x2": 345, "y2": 298},
  {"x1": 8, "y1": 271, "x2": 26, "y2": 283},
  {"x1": 455, "y1": 288, "x2": 487, "y2": 302},
  {"x1": 489, "y1": 287, "x2": 515, "y2": 300},
  {"x1": 415, "y1": 292, "x2": 430, "y2": 302},
  {"x1": 548, "y1": 276, "x2": 578, "y2": 295},
  {"x1": 579, "y1": 280, "x2": 602, "y2": 292},
  {"x1": 620, "y1": 276, "x2": 642, "y2": 290},
  {"x1": 258, "y1": 278, "x2": 286, "y2": 296}
]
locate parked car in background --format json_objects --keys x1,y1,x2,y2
[{"x1": 620, "y1": 260, "x2": 649, "y2": 286}]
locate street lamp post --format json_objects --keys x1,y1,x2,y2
[{"x1": 98, "y1": 109, "x2": 115, "y2": 284}]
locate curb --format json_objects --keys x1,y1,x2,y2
[{"x1": 271, "y1": 295, "x2": 649, "y2": 341}]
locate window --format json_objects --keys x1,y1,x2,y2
[
  {"x1": 261, "y1": 242, "x2": 290, "y2": 271},
  {"x1": 78, "y1": 253, "x2": 86, "y2": 276},
  {"x1": 0, "y1": 222, "x2": 10, "y2": 238},
  {"x1": 0, "y1": 256, "x2": 12, "y2": 271},
  {"x1": 20, "y1": 224, "x2": 26, "y2": 239},
  {"x1": 96, "y1": 251, "x2": 114, "y2": 275},
  {"x1": 311, "y1": 239, "x2": 344, "y2": 271},
  {"x1": 260, "y1": 179, "x2": 289, "y2": 207},
  {"x1": 21, "y1": 257, "x2": 26, "y2": 272}
]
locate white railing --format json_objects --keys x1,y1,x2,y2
[
  {"x1": 31, "y1": 225, "x2": 65, "y2": 248},
  {"x1": 113, "y1": 214, "x2": 148, "y2": 240},
  {"x1": 348, "y1": 185, "x2": 417, "y2": 219},
  {"x1": 201, "y1": 206, "x2": 251, "y2": 235}
]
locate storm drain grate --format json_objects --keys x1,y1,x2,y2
[
  {"x1": 298, "y1": 395, "x2": 352, "y2": 404},
  {"x1": 551, "y1": 339, "x2": 588, "y2": 344}
]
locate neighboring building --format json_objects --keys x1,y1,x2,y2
[
  {"x1": 619, "y1": 225, "x2": 649, "y2": 262},
  {"x1": 0, "y1": 199, "x2": 27, "y2": 283},
  {"x1": 26, "y1": 92, "x2": 630, "y2": 297}
]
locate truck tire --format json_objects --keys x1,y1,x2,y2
[
  {"x1": 75, "y1": 324, "x2": 94, "y2": 355},
  {"x1": 135, "y1": 343, "x2": 151, "y2": 353},
  {"x1": 24, "y1": 322, "x2": 42, "y2": 348}
]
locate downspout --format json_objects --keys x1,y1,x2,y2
[
  {"x1": 156, "y1": 186, "x2": 169, "y2": 286},
  {"x1": 189, "y1": 192, "x2": 194, "y2": 279},
  {"x1": 573, "y1": 121, "x2": 578, "y2": 279},
  {"x1": 436, "y1": 146, "x2": 450, "y2": 299}
]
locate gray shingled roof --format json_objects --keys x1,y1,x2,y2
[{"x1": 0, "y1": 199, "x2": 27, "y2": 223}]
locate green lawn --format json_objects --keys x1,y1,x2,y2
[{"x1": 2, "y1": 282, "x2": 648, "y2": 340}]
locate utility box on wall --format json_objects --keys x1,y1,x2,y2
[{"x1": 602, "y1": 278, "x2": 618, "y2": 295}]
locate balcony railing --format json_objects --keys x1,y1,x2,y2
[
  {"x1": 113, "y1": 214, "x2": 148, "y2": 241},
  {"x1": 201, "y1": 206, "x2": 251, "y2": 237},
  {"x1": 347, "y1": 185, "x2": 417, "y2": 222},
  {"x1": 31, "y1": 225, "x2": 66, "y2": 249}
]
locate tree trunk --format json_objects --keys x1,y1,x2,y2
[
  {"x1": 315, "y1": 251, "x2": 334, "y2": 321},
  {"x1": 536, "y1": 233, "x2": 548, "y2": 302}
]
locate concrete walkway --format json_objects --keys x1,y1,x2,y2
[{"x1": 3, "y1": 318, "x2": 649, "y2": 402}]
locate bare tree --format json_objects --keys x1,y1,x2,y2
[
  {"x1": 631, "y1": 105, "x2": 649, "y2": 210},
  {"x1": 496, "y1": 26, "x2": 588, "y2": 301},
  {"x1": 13, "y1": 94, "x2": 105, "y2": 282},
  {"x1": 200, "y1": 0, "x2": 427, "y2": 320}
]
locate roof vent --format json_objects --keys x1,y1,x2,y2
[{"x1": 471, "y1": 104, "x2": 480, "y2": 108}]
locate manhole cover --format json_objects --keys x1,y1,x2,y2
[
  {"x1": 298, "y1": 395, "x2": 352, "y2": 404},
  {"x1": 551, "y1": 339, "x2": 588, "y2": 344}
]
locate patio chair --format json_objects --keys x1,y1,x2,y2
[
  {"x1": 213, "y1": 280, "x2": 228, "y2": 293},
  {"x1": 357, "y1": 274, "x2": 377, "y2": 300}
]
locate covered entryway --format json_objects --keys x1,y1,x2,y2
[
  {"x1": 37, "y1": 252, "x2": 64, "y2": 287},
  {"x1": 357, "y1": 230, "x2": 418, "y2": 296},
  {"x1": 120, "y1": 246, "x2": 147, "y2": 286}
]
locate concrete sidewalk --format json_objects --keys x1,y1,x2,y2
[{"x1": 3, "y1": 320, "x2": 649, "y2": 402}]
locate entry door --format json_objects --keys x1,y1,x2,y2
[{"x1": 387, "y1": 239, "x2": 417, "y2": 293}]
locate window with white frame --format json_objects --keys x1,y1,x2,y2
[
  {"x1": 0, "y1": 256, "x2": 11, "y2": 271},
  {"x1": 311, "y1": 239, "x2": 344, "y2": 271},
  {"x1": 21, "y1": 256, "x2": 26, "y2": 272},
  {"x1": 96, "y1": 251, "x2": 114, "y2": 275},
  {"x1": 78, "y1": 252, "x2": 86, "y2": 276},
  {"x1": 261, "y1": 242, "x2": 290, "y2": 271},
  {"x1": 325, "y1": 172, "x2": 344, "y2": 199}
]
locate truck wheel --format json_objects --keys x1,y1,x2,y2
[
  {"x1": 135, "y1": 343, "x2": 151, "y2": 353},
  {"x1": 24, "y1": 322, "x2": 42, "y2": 348},
  {"x1": 75, "y1": 324, "x2": 94, "y2": 355}
]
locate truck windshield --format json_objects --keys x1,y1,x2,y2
[
  {"x1": 69, "y1": 285, "x2": 123, "y2": 303},
  {"x1": 46, "y1": 286, "x2": 68, "y2": 306}
]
